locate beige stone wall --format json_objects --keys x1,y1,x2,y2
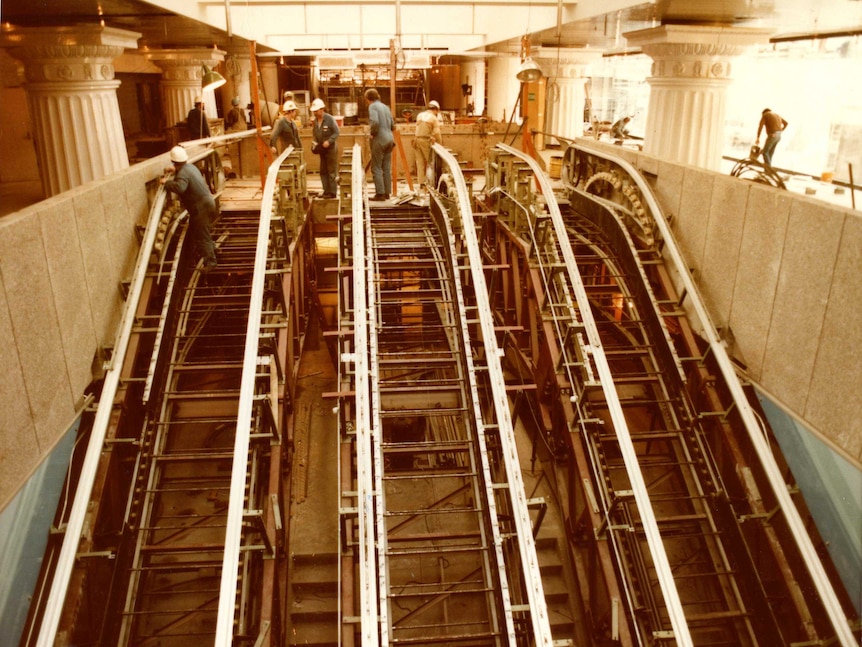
[
  {"x1": 581, "y1": 139, "x2": 861, "y2": 466},
  {"x1": 0, "y1": 157, "x2": 164, "y2": 510}
]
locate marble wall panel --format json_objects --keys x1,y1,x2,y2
[
  {"x1": 611, "y1": 146, "x2": 639, "y2": 168},
  {"x1": 676, "y1": 166, "x2": 716, "y2": 273},
  {"x1": 125, "y1": 158, "x2": 164, "y2": 228},
  {"x1": 803, "y1": 211, "x2": 862, "y2": 462},
  {"x1": 761, "y1": 197, "x2": 844, "y2": 416},
  {"x1": 636, "y1": 153, "x2": 659, "y2": 178},
  {"x1": 700, "y1": 174, "x2": 750, "y2": 330},
  {"x1": 101, "y1": 175, "x2": 134, "y2": 262},
  {"x1": 0, "y1": 210, "x2": 75, "y2": 453},
  {"x1": 0, "y1": 272, "x2": 41, "y2": 510},
  {"x1": 72, "y1": 190, "x2": 120, "y2": 349},
  {"x1": 653, "y1": 160, "x2": 685, "y2": 227},
  {"x1": 727, "y1": 183, "x2": 793, "y2": 376},
  {"x1": 38, "y1": 200, "x2": 98, "y2": 406},
  {"x1": 0, "y1": 157, "x2": 166, "y2": 509}
]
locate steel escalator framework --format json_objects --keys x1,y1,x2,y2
[
  {"x1": 20, "y1": 145, "x2": 311, "y2": 647},
  {"x1": 336, "y1": 145, "x2": 553, "y2": 645},
  {"x1": 476, "y1": 142, "x2": 859, "y2": 646}
]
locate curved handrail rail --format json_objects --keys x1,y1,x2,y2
[
  {"x1": 34, "y1": 146, "x2": 224, "y2": 647},
  {"x1": 432, "y1": 143, "x2": 554, "y2": 647},
  {"x1": 214, "y1": 145, "x2": 293, "y2": 646},
  {"x1": 570, "y1": 142, "x2": 856, "y2": 646},
  {"x1": 498, "y1": 142, "x2": 695, "y2": 646}
]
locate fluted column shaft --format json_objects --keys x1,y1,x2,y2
[
  {"x1": 2, "y1": 25, "x2": 141, "y2": 197},
  {"x1": 537, "y1": 50, "x2": 601, "y2": 143},
  {"x1": 147, "y1": 49, "x2": 226, "y2": 128},
  {"x1": 625, "y1": 25, "x2": 770, "y2": 170}
]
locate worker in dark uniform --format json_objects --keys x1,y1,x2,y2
[
  {"x1": 187, "y1": 97, "x2": 210, "y2": 140},
  {"x1": 270, "y1": 100, "x2": 303, "y2": 154},
  {"x1": 161, "y1": 146, "x2": 218, "y2": 270},
  {"x1": 756, "y1": 108, "x2": 789, "y2": 168}
]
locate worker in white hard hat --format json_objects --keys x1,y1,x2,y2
[
  {"x1": 270, "y1": 100, "x2": 302, "y2": 154},
  {"x1": 413, "y1": 99, "x2": 443, "y2": 191},
  {"x1": 310, "y1": 98, "x2": 340, "y2": 199},
  {"x1": 187, "y1": 96, "x2": 210, "y2": 140},
  {"x1": 161, "y1": 146, "x2": 218, "y2": 271}
]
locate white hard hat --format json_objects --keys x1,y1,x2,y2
[
  {"x1": 310, "y1": 98, "x2": 325, "y2": 112},
  {"x1": 193, "y1": 96, "x2": 202, "y2": 104},
  {"x1": 429, "y1": 100, "x2": 440, "y2": 109},
  {"x1": 170, "y1": 145, "x2": 188, "y2": 163},
  {"x1": 283, "y1": 100, "x2": 298, "y2": 112}
]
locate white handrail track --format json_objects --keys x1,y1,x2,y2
[
  {"x1": 433, "y1": 143, "x2": 554, "y2": 646},
  {"x1": 571, "y1": 143, "x2": 856, "y2": 646},
  {"x1": 498, "y1": 142, "x2": 694, "y2": 646}
]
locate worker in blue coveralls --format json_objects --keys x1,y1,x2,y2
[{"x1": 161, "y1": 145, "x2": 218, "y2": 270}]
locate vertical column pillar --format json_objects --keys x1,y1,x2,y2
[
  {"x1": 459, "y1": 59, "x2": 486, "y2": 117},
  {"x1": 486, "y1": 56, "x2": 522, "y2": 123},
  {"x1": 625, "y1": 25, "x2": 769, "y2": 170},
  {"x1": 146, "y1": 49, "x2": 226, "y2": 128},
  {"x1": 1, "y1": 25, "x2": 141, "y2": 197},
  {"x1": 537, "y1": 50, "x2": 602, "y2": 143}
]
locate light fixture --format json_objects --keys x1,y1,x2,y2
[
  {"x1": 516, "y1": 35, "x2": 543, "y2": 83},
  {"x1": 201, "y1": 65, "x2": 226, "y2": 91},
  {"x1": 516, "y1": 57, "x2": 543, "y2": 82}
]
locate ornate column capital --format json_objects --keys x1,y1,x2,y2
[
  {"x1": 534, "y1": 48, "x2": 602, "y2": 81},
  {"x1": 0, "y1": 24, "x2": 140, "y2": 195},
  {"x1": 624, "y1": 24, "x2": 770, "y2": 81},
  {"x1": 145, "y1": 48, "x2": 226, "y2": 81},
  {"x1": 145, "y1": 48, "x2": 227, "y2": 127},
  {"x1": 622, "y1": 25, "x2": 770, "y2": 170},
  {"x1": 1, "y1": 24, "x2": 141, "y2": 83}
]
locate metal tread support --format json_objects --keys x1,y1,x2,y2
[
  {"x1": 114, "y1": 161, "x2": 286, "y2": 646},
  {"x1": 365, "y1": 204, "x2": 504, "y2": 645},
  {"x1": 572, "y1": 143, "x2": 856, "y2": 647},
  {"x1": 213, "y1": 146, "x2": 297, "y2": 647},
  {"x1": 432, "y1": 143, "x2": 554, "y2": 647},
  {"x1": 495, "y1": 143, "x2": 695, "y2": 646}
]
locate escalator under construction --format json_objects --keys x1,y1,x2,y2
[{"x1": 17, "y1": 137, "x2": 860, "y2": 647}]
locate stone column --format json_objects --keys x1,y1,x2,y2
[
  {"x1": 624, "y1": 25, "x2": 770, "y2": 170},
  {"x1": 459, "y1": 59, "x2": 486, "y2": 117},
  {"x1": 486, "y1": 56, "x2": 522, "y2": 124},
  {"x1": 537, "y1": 49, "x2": 602, "y2": 143},
  {"x1": 146, "y1": 49, "x2": 226, "y2": 128},
  {"x1": 1, "y1": 25, "x2": 141, "y2": 197}
]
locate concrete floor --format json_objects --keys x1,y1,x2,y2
[{"x1": 288, "y1": 322, "x2": 339, "y2": 555}]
